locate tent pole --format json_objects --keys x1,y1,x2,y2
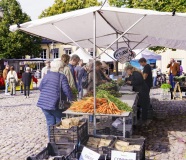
[
  {"x1": 96, "y1": 15, "x2": 146, "y2": 58},
  {"x1": 52, "y1": 24, "x2": 89, "y2": 54},
  {"x1": 88, "y1": 39, "x2": 116, "y2": 61},
  {"x1": 93, "y1": 11, "x2": 97, "y2": 135},
  {"x1": 115, "y1": 33, "x2": 119, "y2": 75},
  {"x1": 131, "y1": 36, "x2": 148, "y2": 50}
]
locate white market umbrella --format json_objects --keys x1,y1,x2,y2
[
  {"x1": 70, "y1": 48, "x2": 93, "y2": 63},
  {"x1": 134, "y1": 49, "x2": 161, "y2": 60}
]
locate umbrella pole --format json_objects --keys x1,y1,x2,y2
[{"x1": 93, "y1": 11, "x2": 97, "y2": 135}]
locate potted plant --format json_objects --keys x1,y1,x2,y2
[{"x1": 160, "y1": 83, "x2": 171, "y2": 99}]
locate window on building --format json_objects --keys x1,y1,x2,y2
[
  {"x1": 51, "y1": 48, "x2": 59, "y2": 59},
  {"x1": 88, "y1": 48, "x2": 93, "y2": 56},
  {"x1": 64, "y1": 48, "x2": 72, "y2": 55},
  {"x1": 41, "y1": 49, "x2": 47, "y2": 59}
]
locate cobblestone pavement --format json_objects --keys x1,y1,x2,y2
[
  {"x1": 0, "y1": 90, "x2": 48, "y2": 160},
  {"x1": 0, "y1": 88, "x2": 186, "y2": 160}
]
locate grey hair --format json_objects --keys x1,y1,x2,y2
[
  {"x1": 26, "y1": 67, "x2": 30, "y2": 71},
  {"x1": 50, "y1": 60, "x2": 65, "y2": 72},
  {"x1": 70, "y1": 54, "x2": 80, "y2": 61}
]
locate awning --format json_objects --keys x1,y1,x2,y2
[{"x1": 10, "y1": 6, "x2": 186, "y2": 50}]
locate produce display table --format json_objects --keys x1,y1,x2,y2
[{"x1": 63, "y1": 93, "x2": 138, "y2": 138}]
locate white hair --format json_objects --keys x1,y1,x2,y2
[
  {"x1": 50, "y1": 60, "x2": 65, "y2": 72},
  {"x1": 26, "y1": 67, "x2": 30, "y2": 71}
]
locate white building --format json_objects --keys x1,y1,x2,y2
[{"x1": 156, "y1": 49, "x2": 186, "y2": 73}]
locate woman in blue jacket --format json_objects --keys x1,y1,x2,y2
[{"x1": 37, "y1": 60, "x2": 73, "y2": 138}]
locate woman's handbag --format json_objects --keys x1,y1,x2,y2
[{"x1": 58, "y1": 75, "x2": 71, "y2": 110}]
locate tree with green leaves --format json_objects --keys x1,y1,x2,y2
[
  {"x1": 109, "y1": 0, "x2": 186, "y2": 12},
  {"x1": 109, "y1": 0, "x2": 186, "y2": 51},
  {"x1": 39, "y1": 0, "x2": 101, "y2": 18},
  {"x1": 0, "y1": 0, "x2": 42, "y2": 59}
]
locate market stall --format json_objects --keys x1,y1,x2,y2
[{"x1": 11, "y1": 6, "x2": 186, "y2": 160}]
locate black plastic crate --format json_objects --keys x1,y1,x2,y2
[
  {"x1": 78, "y1": 135, "x2": 116, "y2": 155},
  {"x1": 96, "y1": 127, "x2": 132, "y2": 138},
  {"x1": 102, "y1": 137, "x2": 145, "y2": 160},
  {"x1": 26, "y1": 143, "x2": 75, "y2": 160},
  {"x1": 66, "y1": 150, "x2": 107, "y2": 160},
  {"x1": 49, "y1": 120, "x2": 88, "y2": 144}
]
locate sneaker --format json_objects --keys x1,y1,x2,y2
[
  {"x1": 5, "y1": 93, "x2": 10, "y2": 95},
  {"x1": 25, "y1": 96, "x2": 27, "y2": 98}
]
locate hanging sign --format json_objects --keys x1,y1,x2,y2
[
  {"x1": 113, "y1": 47, "x2": 135, "y2": 64},
  {"x1": 111, "y1": 150, "x2": 136, "y2": 160},
  {"x1": 79, "y1": 147, "x2": 100, "y2": 160}
]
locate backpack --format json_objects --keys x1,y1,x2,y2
[{"x1": 82, "y1": 70, "x2": 92, "y2": 89}]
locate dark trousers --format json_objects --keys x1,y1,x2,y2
[
  {"x1": 169, "y1": 73, "x2": 175, "y2": 89},
  {"x1": 24, "y1": 85, "x2": 30, "y2": 96},
  {"x1": 41, "y1": 109, "x2": 63, "y2": 139}
]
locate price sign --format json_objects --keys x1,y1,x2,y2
[
  {"x1": 113, "y1": 47, "x2": 135, "y2": 64},
  {"x1": 111, "y1": 150, "x2": 136, "y2": 160},
  {"x1": 79, "y1": 147, "x2": 100, "y2": 160}
]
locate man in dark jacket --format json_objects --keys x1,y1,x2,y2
[
  {"x1": 22, "y1": 67, "x2": 32, "y2": 98},
  {"x1": 139, "y1": 58, "x2": 152, "y2": 93}
]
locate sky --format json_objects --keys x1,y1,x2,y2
[
  {"x1": 17, "y1": 0, "x2": 55, "y2": 20},
  {"x1": 17, "y1": 0, "x2": 105, "y2": 20}
]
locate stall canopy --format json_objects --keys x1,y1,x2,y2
[
  {"x1": 10, "y1": 6, "x2": 186, "y2": 50},
  {"x1": 70, "y1": 48, "x2": 93, "y2": 63},
  {"x1": 133, "y1": 49, "x2": 161, "y2": 60}
]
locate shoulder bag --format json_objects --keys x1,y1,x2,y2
[{"x1": 58, "y1": 74, "x2": 71, "y2": 111}]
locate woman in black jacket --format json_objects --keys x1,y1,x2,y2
[
  {"x1": 125, "y1": 65, "x2": 150, "y2": 122},
  {"x1": 22, "y1": 67, "x2": 32, "y2": 98}
]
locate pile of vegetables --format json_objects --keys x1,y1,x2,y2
[
  {"x1": 160, "y1": 83, "x2": 172, "y2": 89},
  {"x1": 97, "y1": 82, "x2": 122, "y2": 97},
  {"x1": 96, "y1": 90, "x2": 132, "y2": 112},
  {"x1": 69, "y1": 97, "x2": 122, "y2": 114},
  {"x1": 174, "y1": 76, "x2": 186, "y2": 82}
]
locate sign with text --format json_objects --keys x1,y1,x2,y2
[
  {"x1": 113, "y1": 47, "x2": 135, "y2": 64},
  {"x1": 111, "y1": 150, "x2": 136, "y2": 160},
  {"x1": 79, "y1": 147, "x2": 100, "y2": 160}
]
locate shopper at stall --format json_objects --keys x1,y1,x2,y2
[
  {"x1": 3, "y1": 65, "x2": 10, "y2": 95},
  {"x1": 125, "y1": 65, "x2": 150, "y2": 123},
  {"x1": 152, "y1": 67, "x2": 158, "y2": 87},
  {"x1": 41, "y1": 60, "x2": 51, "y2": 78},
  {"x1": 78, "y1": 63, "x2": 91, "y2": 99},
  {"x1": 87, "y1": 61, "x2": 106, "y2": 92},
  {"x1": 167, "y1": 58, "x2": 180, "y2": 88},
  {"x1": 138, "y1": 58, "x2": 152, "y2": 92},
  {"x1": 61, "y1": 54, "x2": 76, "y2": 89},
  {"x1": 7, "y1": 66, "x2": 18, "y2": 96},
  {"x1": 68, "y1": 54, "x2": 80, "y2": 89},
  {"x1": 22, "y1": 67, "x2": 32, "y2": 98},
  {"x1": 75, "y1": 59, "x2": 83, "y2": 79},
  {"x1": 178, "y1": 62, "x2": 183, "y2": 76},
  {"x1": 37, "y1": 60, "x2": 73, "y2": 139}
]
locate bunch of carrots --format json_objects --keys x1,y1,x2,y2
[{"x1": 69, "y1": 97, "x2": 122, "y2": 114}]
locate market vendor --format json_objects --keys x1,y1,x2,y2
[
  {"x1": 125, "y1": 65, "x2": 150, "y2": 123},
  {"x1": 87, "y1": 61, "x2": 106, "y2": 92}
]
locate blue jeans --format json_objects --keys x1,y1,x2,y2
[
  {"x1": 5, "y1": 80, "x2": 9, "y2": 93},
  {"x1": 153, "y1": 77, "x2": 157, "y2": 87},
  {"x1": 169, "y1": 74, "x2": 175, "y2": 89},
  {"x1": 41, "y1": 108, "x2": 63, "y2": 139}
]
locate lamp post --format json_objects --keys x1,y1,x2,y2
[{"x1": 51, "y1": 42, "x2": 56, "y2": 59}]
